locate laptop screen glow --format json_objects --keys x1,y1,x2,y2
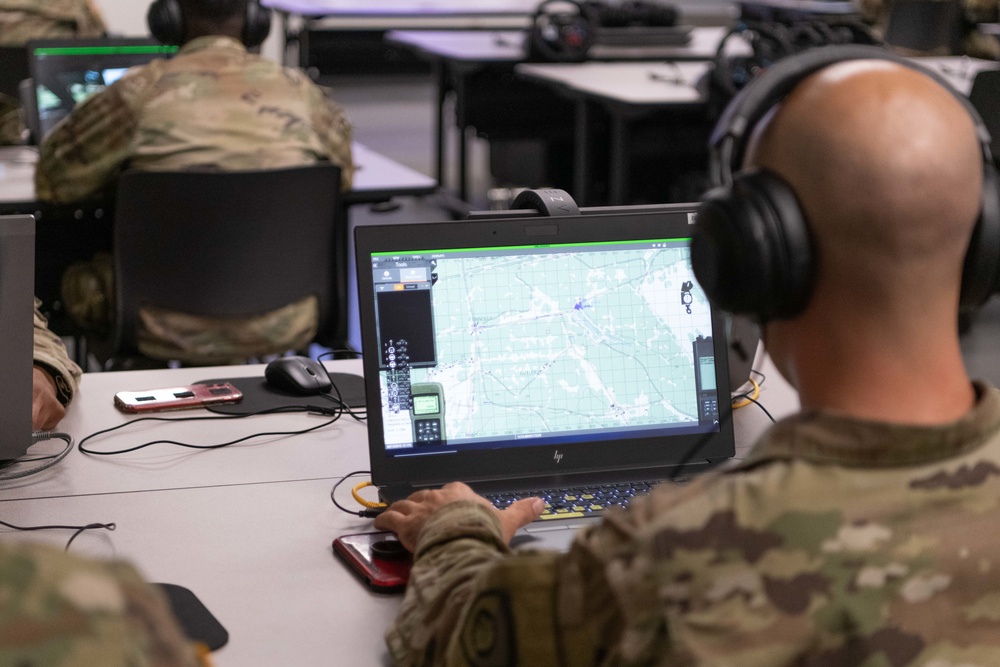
[{"x1": 368, "y1": 236, "x2": 720, "y2": 457}]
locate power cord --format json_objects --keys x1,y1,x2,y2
[
  {"x1": 78, "y1": 406, "x2": 340, "y2": 456},
  {"x1": 731, "y1": 369, "x2": 775, "y2": 423},
  {"x1": 316, "y1": 351, "x2": 367, "y2": 422},
  {"x1": 0, "y1": 519, "x2": 116, "y2": 551},
  {"x1": 0, "y1": 432, "x2": 74, "y2": 481},
  {"x1": 331, "y1": 471, "x2": 386, "y2": 518}
]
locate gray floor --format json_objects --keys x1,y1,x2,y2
[{"x1": 328, "y1": 74, "x2": 491, "y2": 354}]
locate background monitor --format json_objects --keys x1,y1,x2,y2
[{"x1": 27, "y1": 38, "x2": 177, "y2": 140}]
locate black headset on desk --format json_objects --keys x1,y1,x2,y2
[
  {"x1": 147, "y1": 0, "x2": 272, "y2": 48},
  {"x1": 528, "y1": 0, "x2": 680, "y2": 62},
  {"x1": 691, "y1": 45, "x2": 1000, "y2": 323}
]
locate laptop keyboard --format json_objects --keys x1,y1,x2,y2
[{"x1": 486, "y1": 481, "x2": 660, "y2": 520}]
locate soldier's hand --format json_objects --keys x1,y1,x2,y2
[
  {"x1": 374, "y1": 482, "x2": 544, "y2": 552},
  {"x1": 32, "y1": 366, "x2": 66, "y2": 431}
]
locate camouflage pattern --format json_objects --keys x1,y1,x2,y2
[
  {"x1": 39, "y1": 35, "x2": 354, "y2": 364},
  {"x1": 387, "y1": 382, "x2": 1000, "y2": 666},
  {"x1": 857, "y1": 0, "x2": 1000, "y2": 58},
  {"x1": 0, "y1": 0, "x2": 106, "y2": 144},
  {"x1": 36, "y1": 35, "x2": 354, "y2": 202},
  {"x1": 0, "y1": 0, "x2": 106, "y2": 46},
  {"x1": 0, "y1": 541, "x2": 201, "y2": 665},
  {"x1": 33, "y1": 297, "x2": 81, "y2": 406},
  {"x1": 0, "y1": 94, "x2": 20, "y2": 146}
]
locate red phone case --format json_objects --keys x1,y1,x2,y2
[
  {"x1": 114, "y1": 382, "x2": 243, "y2": 413},
  {"x1": 333, "y1": 531, "x2": 412, "y2": 593}
]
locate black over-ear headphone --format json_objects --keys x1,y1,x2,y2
[
  {"x1": 528, "y1": 0, "x2": 596, "y2": 62},
  {"x1": 148, "y1": 0, "x2": 272, "y2": 48},
  {"x1": 692, "y1": 44, "x2": 1000, "y2": 322}
]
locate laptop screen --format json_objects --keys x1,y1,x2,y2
[
  {"x1": 357, "y1": 207, "x2": 736, "y2": 494},
  {"x1": 27, "y1": 39, "x2": 177, "y2": 140}
]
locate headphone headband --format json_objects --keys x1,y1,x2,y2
[{"x1": 710, "y1": 45, "x2": 994, "y2": 186}]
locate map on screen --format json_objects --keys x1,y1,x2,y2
[{"x1": 372, "y1": 239, "x2": 713, "y2": 450}]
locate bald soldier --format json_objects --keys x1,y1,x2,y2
[
  {"x1": 37, "y1": 0, "x2": 354, "y2": 364},
  {"x1": 374, "y1": 54, "x2": 1000, "y2": 665}
]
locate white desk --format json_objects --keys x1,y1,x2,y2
[
  {"x1": 514, "y1": 55, "x2": 1000, "y2": 206},
  {"x1": 0, "y1": 355, "x2": 797, "y2": 666},
  {"x1": 0, "y1": 142, "x2": 436, "y2": 209}
]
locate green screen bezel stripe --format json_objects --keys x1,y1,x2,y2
[
  {"x1": 371, "y1": 237, "x2": 691, "y2": 259},
  {"x1": 34, "y1": 46, "x2": 178, "y2": 56}
]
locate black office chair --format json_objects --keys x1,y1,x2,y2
[
  {"x1": 107, "y1": 164, "x2": 343, "y2": 366},
  {"x1": 883, "y1": 0, "x2": 963, "y2": 54}
]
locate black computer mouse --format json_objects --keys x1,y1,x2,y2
[{"x1": 264, "y1": 356, "x2": 332, "y2": 396}]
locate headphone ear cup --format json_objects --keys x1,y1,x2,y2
[
  {"x1": 147, "y1": 0, "x2": 185, "y2": 45},
  {"x1": 242, "y1": 0, "x2": 272, "y2": 49},
  {"x1": 692, "y1": 170, "x2": 813, "y2": 321},
  {"x1": 529, "y1": 0, "x2": 594, "y2": 62},
  {"x1": 961, "y1": 164, "x2": 1000, "y2": 311}
]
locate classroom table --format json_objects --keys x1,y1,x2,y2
[
  {"x1": 515, "y1": 54, "x2": 1000, "y2": 206},
  {"x1": 0, "y1": 354, "x2": 798, "y2": 666},
  {"x1": 263, "y1": 0, "x2": 538, "y2": 70},
  {"x1": 0, "y1": 141, "x2": 436, "y2": 213},
  {"x1": 385, "y1": 26, "x2": 728, "y2": 203}
]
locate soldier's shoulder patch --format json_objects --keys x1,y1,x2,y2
[{"x1": 460, "y1": 591, "x2": 516, "y2": 667}]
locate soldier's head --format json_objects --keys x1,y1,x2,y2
[
  {"x1": 177, "y1": 0, "x2": 247, "y2": 42},
  {"x1": 145, "y1": 0, "x2": 271, "y2": 47},
  {"x1": 693, "y1": 51, "x2": 989, "y2": 414},
  {"x1": 751, "y1": 60, "x2": 982, "y2": 377}
]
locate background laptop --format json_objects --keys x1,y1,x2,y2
[
  {"x1": 0, "y1": 215, "x2": 37, "y2": 461},
  {"x1": 25, "y1": 38, "x2": 177, "y2": 141},
  {"x1": 355, "y1": 205, "x2": 736, "y2": 542}
]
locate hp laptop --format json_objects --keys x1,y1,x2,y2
[
  {"x1": 355, "y1": 205, "x2": 736, "y2": 543},
  {"x1": 25, "y1": 38, "x2": 177, "y2": 141},
  {"x1": 0, "y1": 215, "x2": 36, "y2": 461}
]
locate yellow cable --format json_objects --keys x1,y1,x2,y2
[
  {"x1": 352, "y1": 480, "x2": 388, "y2": 509},
  {"x1": 731, "y1": 377, "x2": 760, "y2": 409}
]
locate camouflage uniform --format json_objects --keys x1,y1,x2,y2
[
  {"x1": 0, "y1": 0, "x2": 106, "y2": 145},
  {"x1": 38, "y1": 35, "x2": 355, "y2": 364},
  {"x1": 0, "y1": 541, "x2": 201, "y2": 665},
  {"x1": 857, "y1": 0, "x2": 1000, "y2": 58},
  {"x1": 0, "y1": 0, "x2": 105, "y2": 46},
  {"x1": 387, "y1": 382, "x2": 1000, "y2": 666},
  {"x1": 33, "y1": 297, "x2": 81, "y2": 406}
]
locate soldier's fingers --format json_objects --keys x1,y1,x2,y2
[{"x1": 496, "y1": 497, "x2": 546, "y2": 544}]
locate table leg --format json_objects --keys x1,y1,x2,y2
[{"x1": 609, "y1": 115, "x2": 629, "y2": 205}]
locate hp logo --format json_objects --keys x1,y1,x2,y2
[{"x1": 553, "y1": 450, "x2": 564, "y2": 464}]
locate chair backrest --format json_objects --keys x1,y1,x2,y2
[
  {"x1": 111, "y1": 164, "x2": 341, "y2": 358},
  {"x1": 884, "y1": 0, "x2": 963, "y2": 54}
]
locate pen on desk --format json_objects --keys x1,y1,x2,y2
[{"x1": 648, "y1": 62, "x2": 688, "y2": 87}]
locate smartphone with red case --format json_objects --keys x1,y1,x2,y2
[
  {"x1": 114, "y1": 382, "x2": 243, "y2": 413},
  {"x1": 333, "y1": 531, "x2": 412, "y2": 593}
]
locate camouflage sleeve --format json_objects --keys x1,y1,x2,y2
[
  {"x1": 386, "y1": 501, "x2": 637, "y2": 666},
  {"x1": 33, "y1": 297, "x2": 81, "y2": 406},
  {"x1": 310, "y1": 84, "x2": 355, "y2": 191},
  {"x1": 34, "y1": 70, "x2": 146, "y2": 204},
  {"x1": 79, "y1": 0, "x2": 106, "y2": 36},
  {"x1": 0, "y1": 543, "x2": 200, "y2": 666}
]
